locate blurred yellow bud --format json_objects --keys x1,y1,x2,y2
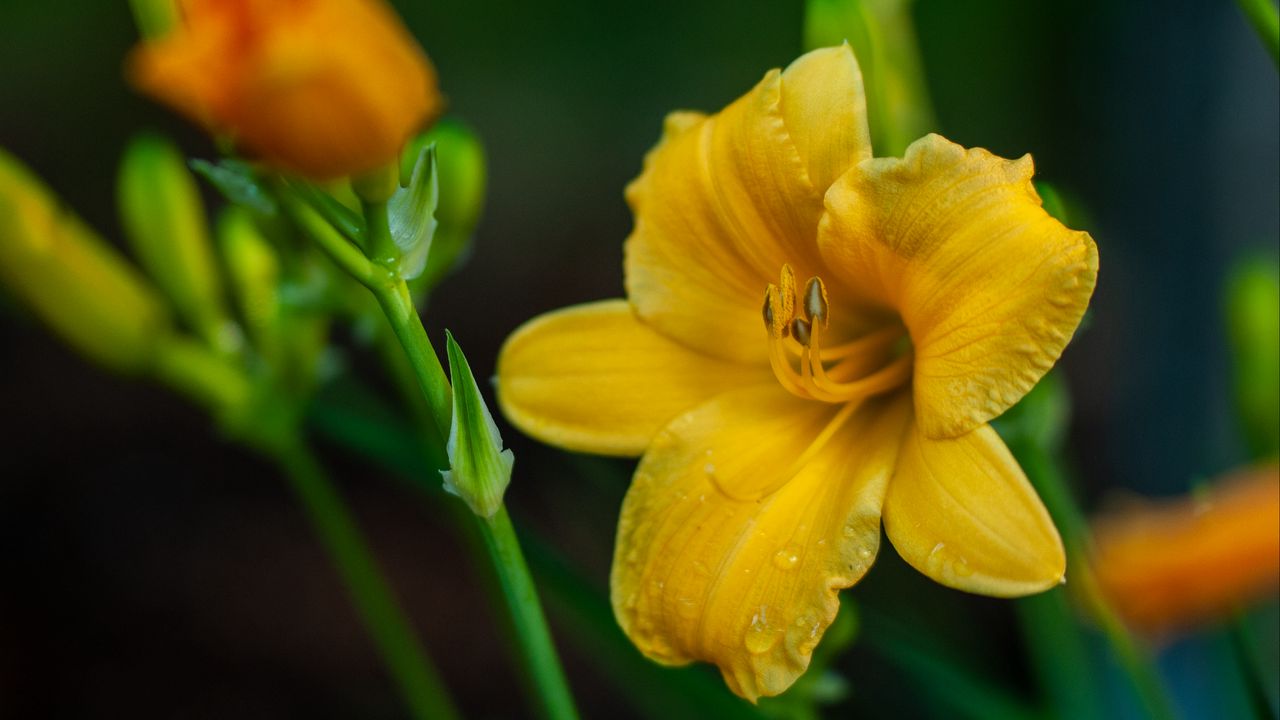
[
  {"x1": 0, "y1": 149, "x2": 171, "y2": 374},
  {"x1": 217, "y1": 207, "x2": 281, "y2": 363},
  {"x1": 118, "y1": 133, "x2": 235, "y2": 351},
  {"x1": 128, "y1": 0, "x2": 442, "y2": 180}
]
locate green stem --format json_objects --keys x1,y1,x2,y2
[
  {"x1": 1237, "y1": 0, "x2": 1280, "y2": 66},
  {"x1": 272, "y1": 437, "x2": 460, "y2": 720},
  {"x1": 1014, "y1": 443, "x2": 1178, "y2": 720},
  {"x1": 1228, "y1": 611, "x2": 1278, "y2": 719},
  {"x1": 478, "y1": 507, "x2": 580, "y2": 720},
  {"x1": 363, "y1": 199, "x2": 401, "y2": 266},
  {"x1": 152, "y1": 335, "x2": 252, "y2": 417},
  {"x1": 371, "y1": 280, "x2": 452, "y2": 441}
]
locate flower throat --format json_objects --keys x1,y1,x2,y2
[{"x1": 761, "y1": 264, "x2": 911, "y2": 405}]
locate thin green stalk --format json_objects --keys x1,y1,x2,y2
[
  {"x1": 478, "y1": 507, "x2": 580, "y2": 720},
  {"x1": 1227, "y1": 612, "x2": 1275, "y2": 719},
  {"x1": 354, "y1": 199, "x2": 577, "y2": 718},
  {"x1": 1014, "y1": 443, "x2": 1178, "y2": 720},
  {"x1": 272, "y1": 436, "x2": 460, "y2": 720},
  {"x1": 363, "y1": 199, "x2": 401, "y2": 265},
  {"x1": 1237, "y1": 0, "x2": 1280, "y2": 66},
  {"x1": 370, "y1": 280, "x2": 452, "y2": 441}
]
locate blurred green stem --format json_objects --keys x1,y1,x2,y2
[
  {"x1": 271, "y1": 436, "x2": 460, "y2": 720},
  {"x1": 1237, "y1": 0, "x2": 1280, "y2": 66},
  {"x1": 1013, "y1": 443, "x2": 1177, "y2": 720},
  {"x1": 478, "y1": 508, "x2": 581, "y2": 720}
]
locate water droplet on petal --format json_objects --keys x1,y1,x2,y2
[
  {"x1": 772, "y1": 548, "x2": 800, "y2": 571},
  {"x1": 745, "y1": 607, "x2": 780, "y2": 654}
]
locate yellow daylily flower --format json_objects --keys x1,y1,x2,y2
[
  {"x1": 128, "y1": 0, "x2": 441, "y2": 180},
  {"x1": 497, "y1": 45, "x2": 1098, "y2": 700}
]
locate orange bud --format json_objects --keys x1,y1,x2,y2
[
  {"x1": 1091, "y1": 465, "x2": 1280, "y2": 634},
  {"x1": 128, "y1": 0, "x2": 441, "y2": 180}
]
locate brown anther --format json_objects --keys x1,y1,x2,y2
[
  {"x1": 791, "y1": 317, "x2": 812, "y2": 347},
  {"x1": 762, "y1": 284, "x2": 790, "y2": 338},
  {"x1": 802, "y1": 276, "x2": 829, "y2": 327}
]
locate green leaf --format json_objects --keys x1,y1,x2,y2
[
  {"x1": 190, "y1": 158, "x2": 279, "y2": 215},
  {"x1": 388, "y1": 143, "x2": 439, "y2": 281},
  {"x1": 119, "y1": 133, "x2": 234, "y2": 352},
  {"x1": 442, "y1": 330, "x2": 513, "y2": 517}
]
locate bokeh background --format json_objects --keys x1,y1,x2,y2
[{"x1": 1, "y1": 0, "x2": 1276, "y2": 717}]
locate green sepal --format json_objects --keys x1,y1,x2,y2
[
  {"x1": 119, "y1": 133, "x2": 235, "y2": 352},
  {"x1": 190, "y1": 158, "x2": 279, "y2": 216},
  {"x1": 0, "y1": 147, "x2": 171, "y2": 374},
  {"x1": 441, "y1": 330, "x2": 514, "y2": 518},
  {"x1": 404, "y1": 119, "x2": 486, "y2": 293},
  {"x1": 1226, "y1": 257, "x2": 1280, "y2": 459},
  {"x1": 388, "y1": 144, "x2": 439, "y2": 280}
]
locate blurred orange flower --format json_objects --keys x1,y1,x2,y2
[
  {"x1": 128, "y1": 0, "x2": 441, "y2": 180},
  {"x1": 1092, "y1": 465, "x2": 1280, "y2": 633}
]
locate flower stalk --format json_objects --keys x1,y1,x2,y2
[
  {"x1": 297, "y1": 182, "x2": 578, "y2": 718},
  {"x1": 270, "y1": 435, "x2": 461, "y2": 720},
  {"x1": 479, "y1": 508, "x2": 581, "y2": 720}
]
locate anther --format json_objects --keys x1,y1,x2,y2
[
  {"x1": 762, "y1": 284, "x2": 790, "y2": 338},
  {"x1": 778, "y1": 264, "x2": 797, "y2": 323},
  {"x1": 803, "y1": 277, "x2": 829, "y2": 327},
  {"x1": 791, "y1": 317, "x2": 812, "y2": 347}
]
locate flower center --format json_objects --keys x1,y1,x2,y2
[{"x1": 761, "y1": 264, "x2": 912, "y2": 405}]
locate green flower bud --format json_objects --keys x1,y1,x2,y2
[
  {"x1": 403, "y1": 119, "x2": 486, "y2": 292},
  {"x1": 1226, "y1": 258, "x2": 1280, "y2": 459},
  {"x1": 388, "y1": 144, "x2": 438, "y2": 280},
  {"x1": 217, "y1": 207, "x2": 282, "y2": 363},
  {"x1": 0, "y1": 148, "x2": 170, "y2": 373},
  {"x1": 442, "y1": 330, "x2": 514, "y2": 518},
  {"x1": 118, "y1": 133, "x2": 235, "y2": 352}
]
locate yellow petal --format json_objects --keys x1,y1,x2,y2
[
  {"x1": 820, "y1": 134, "x2": 1098, "y2": 438},
  {"x1": 612, "y1": 388, "x2": 911, "y2": 701},
  {"x1": 883, "y1": 419, "x2": 1065, "y2": 596},
  {"x1": 625, "y1": 45, "x2": 872, "y2": 363},
  {"x1": 496, "y1": 300, "x2": 771, "y2": 457}
]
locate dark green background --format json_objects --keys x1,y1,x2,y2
[{"x1": 1, "y1": 1, "x2": 1276, "y2": 717}]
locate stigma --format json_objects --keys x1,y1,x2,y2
[{"x1": 761, "y1": 265, "x2": 911, "y2": 405}]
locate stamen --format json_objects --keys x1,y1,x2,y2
[
  {"x1": 768, "y1": 332, "x2": 810, "y2": 397},
  {"x1": 761, "y1": 266, "x2": 912, "y2": 406},
  {"x1": 778, "y1": 264, "x2": 797, "y2": 323},
  {"x1": 761, "y1": 284, "x2": 791, "y2": 338},
  {"x1": 802, "y1": 276, "x2": 828, "y2": 327},
  {"x1": 818, "y1": 324, "x2": 899, "y2": 362},
  {"x1": 791, "y1": 317, "x2": 812, "y2": 347}
]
